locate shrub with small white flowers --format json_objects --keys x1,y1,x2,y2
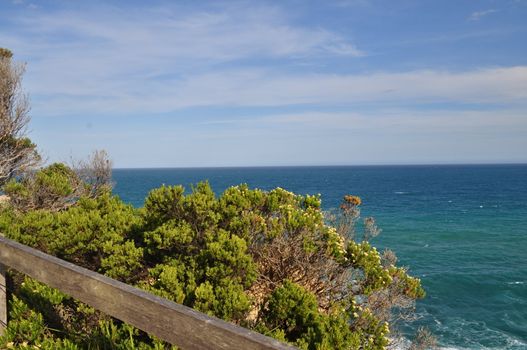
[{"x1": 0, "y1": 178, "x2": 425, "y2": 349}]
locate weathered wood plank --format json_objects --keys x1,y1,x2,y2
[
  {"x1": 0, "y1": 236, "x2": 296, "y2": 350},
  {"x1": 0, "y1": 262, "x2": 6, "y2": 335}
]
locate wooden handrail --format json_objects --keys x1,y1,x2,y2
[{"x1": 0, "y1": 236, "x2": 297, "y2": 350}]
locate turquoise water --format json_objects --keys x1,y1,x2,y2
[{"x1": 112, "y1": 165, "x2": 527, "y2": 349}]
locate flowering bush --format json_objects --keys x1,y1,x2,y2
[{"x1": 0, "y1": 168, "x2": 424, "y2": 349}]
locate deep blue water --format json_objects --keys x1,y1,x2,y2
[{"x1": 112, "y1": 165, "x2": 527, "y2": 349}]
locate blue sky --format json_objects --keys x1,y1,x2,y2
[{"x1": 1, "y1": 0, "x2": 526, "y2": 167}]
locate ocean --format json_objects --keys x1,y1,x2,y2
[{"x1": 112, "y1": 165, "x2": 527, "y2": 349}]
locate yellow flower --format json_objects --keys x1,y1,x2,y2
[{"x1": 343, "y1": 195, "x2": 362, "y2": 206}]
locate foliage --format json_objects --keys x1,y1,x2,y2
[
  {"x1": 3, "y1": 150, "x2": 113, "y2": 212},
  {"x1": 0, "y1": 48, "x2": 40, "y2": 187},
  {"x1": 0, "y1": 170, "x2": 426, "y2": 349},
  {"x1": 409, "y1": 327, "x2": 437, "y2": 350},
  {"x1": 4, "y1": 163, "x2": 85, "y2": 212},
  {"x1": 1, "y1": 177, "x2": 142, "y2": 280},
  {"x1": 73, "y1": 149, "x2": 114, "y2": 198}
]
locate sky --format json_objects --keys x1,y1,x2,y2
[{"x1": 1, "y1": 0, "x2": 526, "y2": 167}]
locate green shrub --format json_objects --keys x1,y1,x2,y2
[{"x1": 0, "y1": 169, "x2": 425, "y2": 349}]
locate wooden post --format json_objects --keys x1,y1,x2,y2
[{"x1": 0, "y1": 262, "x2": 6, "y2": 335}]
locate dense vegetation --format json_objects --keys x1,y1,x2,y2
[
  {"x1": 0, "y1": 48, "x2": 429, "y2": 349},
  {"x1": 0, "y1": 164, "x2": 425, "y2": 349}
]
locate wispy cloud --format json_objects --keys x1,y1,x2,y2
[
  {"x1": 468, "y1": 9, "x2": 497, "y2": 21},
  {"x1": 26, "y1": 66, "x2": 527, "y2": 117},
  {"x1": 35, "y1": 108, "x2": 527, "y2": 167},
  {"x1": 332, "y1": 0, "x2": 371, "y2": 8},
  {"x1": 197, "y1": 109, "x2": 527, "y2": 136},
  {"x1": 10, "y1": 0, "x2": 37, "y2": 10},
  {"x1": 5, "y1": 2, "x2": 362, "y2": 63},
  {"x1": 0, "y1": 2, "x2": 368, "y2": 116},
  {"x1": 2, "y1": 0, "x2": 526, "y2": 166},
  {"x1": 3, "y1": 2, "x2": 524, "y2": 118}
]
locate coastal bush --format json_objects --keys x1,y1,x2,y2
[
  {"x1": 0, "y1": 172, "x2": 425, "y2": 349},
  {"x1": 4, "y1": 152, "x2": 113, "y2": 212},
  {"x1": 0, "y1": 48, "x2": 40, "y2": 186}
]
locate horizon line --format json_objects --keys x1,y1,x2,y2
[{"x1": 112, "y1": 162, "x2": 527, "y2": 170}]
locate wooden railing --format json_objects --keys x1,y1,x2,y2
[{"x1": 0, "y1": 236, "x2": 297, "y2": 350}]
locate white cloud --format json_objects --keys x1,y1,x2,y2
[
  {"x1": 3, "y1": 1, "x2": 523, "y2": 166},
  {"x1": 26, "y1": 65, "x2": 527, "y2": 117},
  {"x1": 0, "y1": 2, "x2": 368, "y2": 116},
  {"x1": 6, "y1": 3, "x2": 361, "y2": 64},
  {"x1": 198, "y1": 109, "x2": 527, "y2": 135},
  {"x1": 4, "y1": 3, "x2": 524, "y2": 118},
  {"x1": 333, "y1": 0, "x2": 371, "y2": 8},
  {"x1": 35, "y1": 108, "x2": 527, "y2": 167},
  {"x1": 468, "y1": 9, "x2": 497, "y2": 21}
]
